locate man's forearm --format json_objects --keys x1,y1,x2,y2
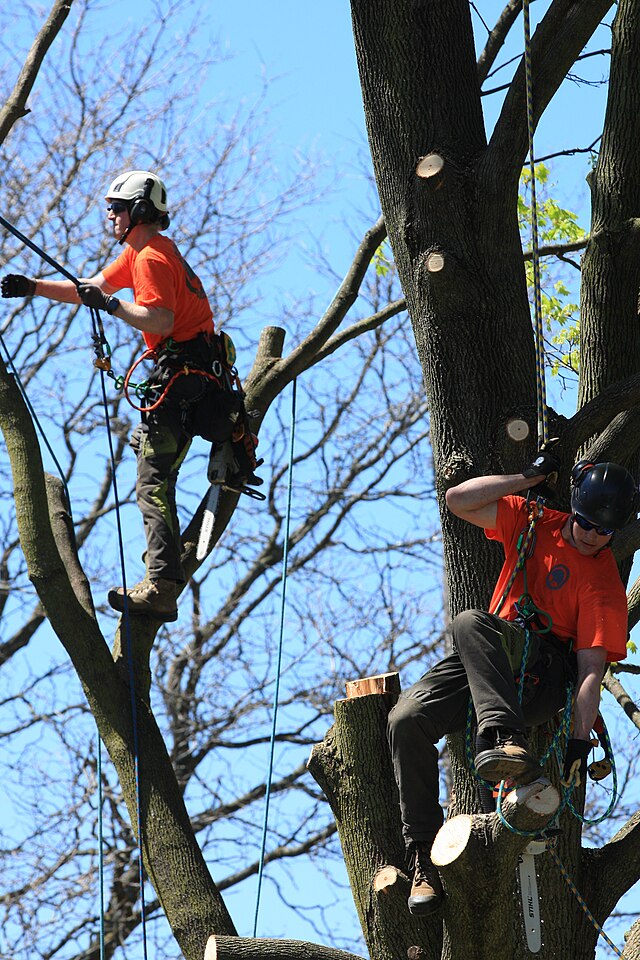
[
  {"x1": 34, "y1": 278, "x2": 81, "y2": 303},
  {"x1": 572, "y1": 649, "x2": 607, "y2": 739},
  {"x1": 446, "y1": 474, "x2": 538, "y2": 512},
  {"x1": 573, "y1": 669, "x2": 603, "y2": 740}
]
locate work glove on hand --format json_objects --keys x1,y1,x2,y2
[
  {"x1": 561, "y1": 738, "x2": 592, "y2": 789},
  {"x1": 522, "y1": 437, "x2": 560, "y2": 501},
  {"x1": 78, "y1": 283, "x2": 119, "y2": 315},
  {"x1": 1, "y1": 274, "x2": 35, "y2": 298}
]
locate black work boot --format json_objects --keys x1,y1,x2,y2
[
  {"x1": 107, "y1": 578, "x2": 178, "y2": 622},
  {"x1": 474, "y1": 729, "x2": 539, "y2": 784},
  {"x1": 407, "y1": 842, "x2": 443, "y2": 916}
]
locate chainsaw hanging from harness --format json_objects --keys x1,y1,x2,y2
[{"x1": 122, "y1": 330, "x2": 264, "y2": 494}]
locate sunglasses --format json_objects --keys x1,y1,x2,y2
[
  {"x1": 106, "y1": 201, "x2": 129, "y2": 214},
  {"x1": 572, "y1": 514, "x2": 615, "y2": 537}
]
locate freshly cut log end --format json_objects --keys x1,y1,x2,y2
[
  {"x1": 416, "y1": 153, "x2": 445, "y2": 178},
  {"x1": 345, "y1": 672, "x2": 400, "y2": 699},
  {"x1": 430, "y1": 814, "x2": 473, "y2": 867},
  {"x1": 373, "y1": 863, "x2": 407, "y2": 894},
  {"x1": 426, "y1": 251, "x2": 445, "y2": 273}
]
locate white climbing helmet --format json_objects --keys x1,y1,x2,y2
[{"x1": 105, "y1": 170, "x2": 169, "y2": 217}]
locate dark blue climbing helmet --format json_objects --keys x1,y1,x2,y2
[{"x1": 570, "y1": 461, "x2": 638, "y2": 530}]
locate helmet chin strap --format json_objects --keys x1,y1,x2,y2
[{"x1": 118, "y1": 222, "x2": 135, "y2": 246}]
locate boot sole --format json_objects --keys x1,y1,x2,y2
[
  {"x1": 475, "y1": 750, "x2": 540, "y2": 784},
  {"x1": 408, "y1": 894, "x2": 443, "y2": 916}
]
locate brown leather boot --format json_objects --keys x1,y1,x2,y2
[
  {"x1": 474, "y1": 729, "x2": 539, "y2": 784},
  {"x1": 407, "y1": 842, "x2": 443, "y2": 916},
  {"x1": 107, "y1": 578, "x2": 178, "y2": 622}
]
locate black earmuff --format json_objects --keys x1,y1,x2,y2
[
  {"x1": 570, "y1": 460, "x2": 594, "y2": 488},
  {"x1": 129, "y1": 178, "x2": 156, "y2": 226}
]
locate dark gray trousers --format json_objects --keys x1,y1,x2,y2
[{"x1": 387, "y1": 609, "x2": 570, "y2": 847}]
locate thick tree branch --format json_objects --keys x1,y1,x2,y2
[
  {"x1": 562, "y1": 372, "x2": 640, "y2": 453},
  {"x1": 431, "y1": 782, "x2": 560, "y2": 960},
  {"x1": 205, "y1": 937, "x2": 364, "y2": 960},
  {"x1": 310, "y1": 298, "x2": 406, "y2": 368},
  {"x1": 584, "y1": 812, "x2": 640, "y2": 924},
  {"x1": 488, "y1": 0, "x2": 613, "y2": 180},
  {"x1": 309, "y1": 685, "x2": 442, "y2": 960},
  {"x1": 0, "y1": 357, "x2": 236, "y2": 958},
  {"x1": 256, "y1": 217, "x2": 388, "y2": 400},
  {"x1": 0, "y1": 0, "x2": 74, "y2": 145},
  {"x1": 623, "y1": 919, "x2": 640, "y2": 960}
]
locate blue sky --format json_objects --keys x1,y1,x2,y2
[{"x1": 3, "y1": 1, "x2": 636, "y2": 957}]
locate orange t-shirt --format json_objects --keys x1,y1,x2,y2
[
  {"x1": 485, "y1": 496, "x2": 628, "y2": 662},
  {"x1": 102, "y1": 234, "x2": 214, "y2": 349}
]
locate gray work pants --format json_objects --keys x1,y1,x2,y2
[
  {"x1": 387, "y1": 609, "x2": 571, "y2": 848},
  {"x1": 130, "y1": 402, "x2": 192, "y2": 583}
]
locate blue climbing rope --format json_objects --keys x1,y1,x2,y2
[{"x1": 252, "y1": 377, "x2": 297, "y2": 937}]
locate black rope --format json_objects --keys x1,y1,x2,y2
[{"x1": 0, "y1": 213, "x2": 80, "y2": 285}]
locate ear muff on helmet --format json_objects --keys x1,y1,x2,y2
[
  {"x1": 129, "y1": 178, "x2": 156, "y2": 226},
  {"x1": 570, "y1": 461, "x2": 638, "y2": 529},
  {"x1": 570, "y1": 460, "x2": 594, "y2": 488}
]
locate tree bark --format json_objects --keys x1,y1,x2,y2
[
  {"x1": 204, "y1": 936, "x2": 364, "y2": 960},
  {"x1": 308, "y1": 685, "x2": 443, "y2": 960},
  {"x1": 579, "y1": 0, "x2": 640, "y2": 410},
  {"x1": 431, "y1": 781, "x2": 559, "y2": 960}
]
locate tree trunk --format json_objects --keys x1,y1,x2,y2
[
  {"x1": 431, "y1": 781, "x2": 559, "y2": 960},
  {"x1": 308, "y1": 682, "x2": 443, "y2": 960},
  {"x1": 348, "y1": 0, "x2": 544, "y2": 617},
  {"x1": 0, "y1": 357, "x2": 237, "y2": 960},
  {"x1": 579, "y1": 0, "x2": 640, "y2": 411}
]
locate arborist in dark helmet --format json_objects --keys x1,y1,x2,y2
[
  {"x1": 1, "y1": 170, "x2": 218, "y2": 623},
  {"x1": 387, "y1": 453, "x2": 636, "y2": 918}
]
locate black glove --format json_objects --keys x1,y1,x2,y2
[
  {"x1": 77, "y1": 283, "x2": 120, "y2": 315},
  {"x1": 561, "y1": 738, "x2": 591, "y2": 788},
  {"x1": 522, "y1": 438, "x2": 560, "y2": 501},
  {"x1": 2, "y1": 274, "x2": 35, "y2": 298}
]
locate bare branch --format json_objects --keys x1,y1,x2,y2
[
  {"x1": 477, "y1": 0, "x2": 522, "y2": 86},
  {"x1": 0, "y1": 0, "x2": 74, "y2": 145},
  {"x1": 603, "y1": 668, "x2": 640, "y2": 733}
]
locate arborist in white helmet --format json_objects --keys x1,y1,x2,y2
[{"x1": 2, "y1": 170, "x2": 218, "y2": 622}]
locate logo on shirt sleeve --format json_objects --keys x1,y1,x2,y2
[{"x1": 546, "y1": 564, "x2": 570, "y2": 590}]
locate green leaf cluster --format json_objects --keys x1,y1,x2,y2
[{"x1": 519, "y1": 163, "x2": 586, "y2": 376}]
